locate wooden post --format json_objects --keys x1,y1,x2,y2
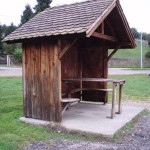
[
  {"x1": 103, "y1": 47, "x2": 108, "y2": 104},
  {"x1": 7, "y1": 55, "x2": 10, "y2": 67},
  {"x1": 111, "y1": 82, "x2": 117, "y2": 119},
  {"x1": 22, "y1": 44, "x2": 27, "y2": 117},
  {"x1": 118, "y1": 84, "x2": 123, "y2": 114},
  {"x1": 54, "y1": 40, "x2": 62, "y2": 122}
]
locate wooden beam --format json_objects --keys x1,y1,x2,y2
[
  {"x1": 105, "y1": 19, "x2": 116, "y2": 37},
  {"x1": 107, "y1": 46, "x2": 120, "y2": 61},
  {"x1": 92, "y1": 32, "x2": 118, "y2": 42},
  {"x1": 59, "y1": 39, "x2": 77, "y2": 60},
  {"x1": 102, "y1": 21, "x2": 104, "y2": 34},
  {"x1": 86, "y1": 0, "x2": 117, "y2": 37}
]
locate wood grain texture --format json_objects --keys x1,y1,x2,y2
[
  {"x1": 23, "y1": 39, "x2": 62, "y2": 122},
  {"x1": 22, "y1": 36, "x2": 109, "y2": 122},
  {"x1": 81, "y1": 45, "x2": 108, "y2": 102}
]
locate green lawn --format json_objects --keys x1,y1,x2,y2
[
  {"x1": 109, "y1": 41, "x2": 150, "y2": 59},
  {"x1": 108, "y1": 74, "x2": 150, "y2": 101},
  {"x1": 0, "y1": 77, "x2": 82, "y2": 150},
  {"x1": 0, "y1": 76, "x2": 150, "y2": 149}
]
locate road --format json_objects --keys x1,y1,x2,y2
[
  {"x1": 109, "y1": 68, "x2": 150, "y2": 75},
  {"x1": 0, "y1": 67, "x2": 150, "y2": 77}
]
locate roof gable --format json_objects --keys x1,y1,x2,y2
[
  {"x1": 3, "y1": 0, "x2": 114, "y2": 41},
  {"x1": 3, "y1": 0, "x2": 135, "y2": 48}
]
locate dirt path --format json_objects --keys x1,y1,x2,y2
[{"x1": 23, "y1": 114, "x2": 150, "y2": 150}]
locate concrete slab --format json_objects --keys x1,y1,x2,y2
[
  {"x1": 19, "y1": 117, "x2": 51, "y2": 126},
  {"x1": 61, "y1": 102, "x2": 144, "y2": 138}
]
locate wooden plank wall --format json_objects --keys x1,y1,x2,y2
[
  {"x1": 22, "y1": 39, "x2": 61, "y2": 122},
  {"x1": 81, "y1": 46, "x2": 108, "y2": 102},
  {"x1": 61, "y1": 38, "x2": 108, "y2": 102},
  {"x1": 61, "y1": 40, "x2": 81, "y2": 97}
]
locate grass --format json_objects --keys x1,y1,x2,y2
[
  {"x1": 0, "y1": 75, "x2": 150, "y2": 149},
  {"x1": 0, "y1": 77, "x2": 83, "y2": 150},
  {"x1": 108, "y1": 74, "x2": 150, "y2": 101},
  {"x1": 109, "y1": 41, "x2": 150, "y2": 59}
]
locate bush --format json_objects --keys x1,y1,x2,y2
[
  {"x1": 148, "y1": 40, "x2": 150, "y2": 46},
  {"x1": 13, "y1": 49, "x2": 22, "y2": 64},
  {"x1": 145, "y1": 51, "x2": 150, "y2": 59}
]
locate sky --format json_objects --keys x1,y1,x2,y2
[{"x1": 0, "y1": 0, "x2": 150, "y2": 33}]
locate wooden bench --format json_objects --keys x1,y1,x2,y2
[
  {"x1": 64, "y1": 88, "x2": 112, "y2": 104},
  {"x1": 63, "y1": 78, "x2": 125, "y2": 119},
  {"x1": 68, "y1": 88, "x2": 113, "y2": 93},
  {"x1": 61, "y1": 98, "x2": 80, "y2": 115}
]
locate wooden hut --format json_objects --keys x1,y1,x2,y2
[{"x1": 3, "y1": 0, "x2": 136, "y2": 122}]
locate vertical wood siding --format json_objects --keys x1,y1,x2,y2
[
  {"x1": 81, "y1": 46, "x2": 108, "y2": 102},
  {"x1": 61, "y1": 40, "x2": 81, "y2": 97},
  {"x1": 22, "y1": 39, "x2": 61, "y2": 122}
]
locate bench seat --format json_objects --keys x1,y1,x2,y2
[{"x1": 61, "y1": 98, "x2": 80, "y2": 115}]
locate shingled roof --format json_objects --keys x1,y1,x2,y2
[{"x1": 3, "y1": 0, "x2": 135, "y2": 48}]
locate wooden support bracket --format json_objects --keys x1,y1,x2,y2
[
  {"x1": 107, "y1": 46, "x2": 120, "y2": 61},
  {"x1": 59, "y1": 39, "x2": 77, "y2": 60},
  {"x1": 92, "y1": 32, "x2": 118, "y2": 42}
]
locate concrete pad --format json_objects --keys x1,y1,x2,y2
[
  {"x1": 19, "y1": 117, "x2": 51, "y2": 126},
  {"x1": 61, "y1": 102, "x2": 144, "y2": 138}
]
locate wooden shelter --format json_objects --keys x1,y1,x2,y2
[{"x1": 3, "y1": 0, "x2": 135, "y2": 122}]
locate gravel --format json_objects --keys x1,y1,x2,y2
[{"x1": 23, "y1": 114, "x2": 150, "y2": 150}]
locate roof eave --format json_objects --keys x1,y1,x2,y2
[
  {"x1": 116, "y1": 0, "x2": 136, "y2": 48},
  {"x1": 86, "y1": 0, "x2": 136, "y2": 49},
  {"x1": 86, "y1": 0, "x2": 117, "y2": 37}
]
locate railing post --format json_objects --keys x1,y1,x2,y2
[{"x1": 7, "y1": 55, "x2": 10, "y2": 67}]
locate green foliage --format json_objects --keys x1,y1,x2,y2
[
  {"x1": 2, "y1": 43, "x2": 21, "y2": 55},
  {"x1": 2, "y1": 43, "x2": 15, "y2": 55},
  {"x1": 0, "y1": 23, "x2": 17, "y2": 55},
  {"x1": 148, "y1": 40, "x2": 150, "y2": 46},
  {"x1": 145, "y1": 51, "x2": 150, "y2": 59},
  {"x1": 131, "y1": 28, "x2": 140, "y2": 39},
  {"x1": 4, "y1": 23, "x2": 17, "y2": 37},
  {"x1": 13, "y1": 49, "x2": 22, "y2": 64},
  {"x1": 34, "y1": 0, "x2": 52, "y2": 14},
  {"x1": 142, "y1": 33, "x2": 150, "y2": 41},
  {"x1": 0, "y1": 25, "x2": 3, "y2": 54},
  {"x1": 20, "y1": 4, "x2": 34, "y2": 25},
  {"x1": 131, "y1": 28, "x2": 150, "y2": 41}
]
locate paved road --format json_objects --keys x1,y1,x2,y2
[
  {"x1": 109, "y1": 68, "x2": 150, "y2": 75},
  {"x1": 0, "y1": 67, "x2": 150, "y2": 77},
  {"x1": 0, "y1": 67, "x2": 22, "y2": 77}
]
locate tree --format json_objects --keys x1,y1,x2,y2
[
  {"x1": 148, "y1": 40, "x2": 150, "y2": 46},
  {"x1": 0, "y1": 24, "x2": 3, "y2": 54},
  {"x1": 1, "y1": 23, "x2": 18, "y2": 55},
  {"x1": 34, "y1": 0, "x2": 52, "y2": 14},
  {"x1": 20, "y1": 4, "x2": 34, "y2": 25},
  {"x1": 131, "y1": 28, "x2": 140, "y2": 39},
  {"x1": 4, "y1": 23, "x2": 17, "y2": 37}
]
